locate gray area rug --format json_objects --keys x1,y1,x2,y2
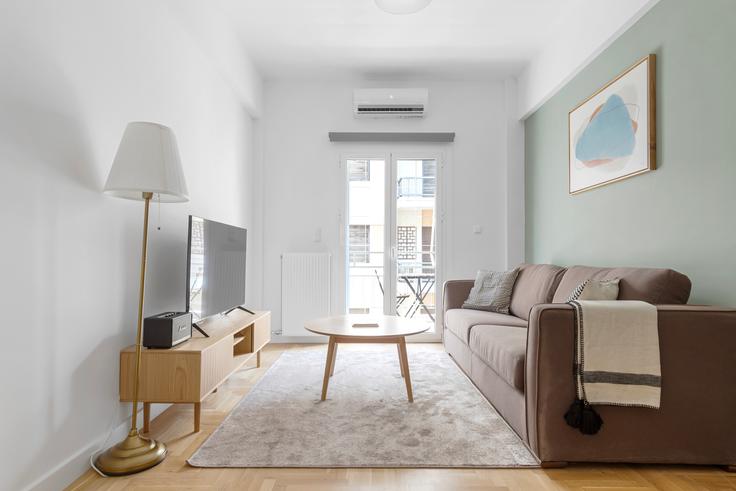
[{"x1": 188, "y1": 346, "x2": 538, "y2": 468}]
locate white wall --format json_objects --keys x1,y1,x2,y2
[
  {"x1": 260, "y1": 80, "x2": 523, "y2": 336},
  {"x1": 0, "y1": 1, "x2": 261, "y2": 489},
  {"x1": 516, "y1": 0, "x2": 659, "y2": 119}
]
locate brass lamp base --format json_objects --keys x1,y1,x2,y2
[{"x1": 94, "y1": 429, "x2": 167, "y2": 476}]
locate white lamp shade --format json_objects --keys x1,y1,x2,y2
[
  {"x1": 104, "y1": 122, "x2": 189, "y2": 202},
  {"x1": 375, "y1": 0, "x2": 432, "y2": 14}
]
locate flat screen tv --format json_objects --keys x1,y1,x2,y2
[{"x1": 186, "y1": 216, "x2": 247, "y2": 323}]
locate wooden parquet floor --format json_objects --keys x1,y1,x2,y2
[{"x1": 68, "y1": 344, "x2": 735, "y2": 491}]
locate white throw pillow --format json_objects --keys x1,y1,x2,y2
[
  {"x1": 567, "y1": 278, "x2": 620, "y2": 302},
  {"x1": 462, "y1": 268, "x2": 520, "y2": 314}
]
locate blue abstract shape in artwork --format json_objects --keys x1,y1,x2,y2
[{"x1": 575, "y1": 94, "x2": 636, "y2": 163}]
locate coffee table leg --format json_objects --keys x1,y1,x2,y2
[
  {"x1": 330, "y1": 342, "x2": 338, "y2": 376},
  {"x1": 398, "y1": 337, "x2": 413, "y2": 402},
  {"x1": 397, "y1": 343, "x2": 405, "y2": 378},
  {"x1": 321, "y1": 336, "x2": 336, "y2": 401}
]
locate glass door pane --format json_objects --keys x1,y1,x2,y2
[
  {"x1": 347, "y1": 159, "x2": 386, "y2": 315},
  {"x1": 394, "y1": 158, "x2": 437, "y2": 328}
]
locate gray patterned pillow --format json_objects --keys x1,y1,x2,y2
[{"x1": 462, "y1": 268, "x2": 520, "y2": 313}]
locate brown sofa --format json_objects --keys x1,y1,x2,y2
[{"x1": 443, "y1": 263, "x2": 736, "y2": 468}]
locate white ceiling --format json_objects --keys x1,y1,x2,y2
[{"x1": 216, "y1": 0, "x2": 587, "y2": 81}]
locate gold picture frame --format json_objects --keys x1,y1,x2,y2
[{"x1": 568, "y1": 54, "x2": 656, "y2": 195}]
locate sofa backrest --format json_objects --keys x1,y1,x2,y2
[
  {"x1": 551, "y1": 265, "x2": 692, "y2": 305},
  {"x1": 510, "y1": 263, "x2": 567, "y2": 320}
]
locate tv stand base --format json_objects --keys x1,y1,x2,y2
[
  {"x1": 192, "y1": 307, "x2": 255, "y2": 337},
  {"x1": 226, "y1": 305, "x2": 255, "y2": 315},
  {"x1": 192, "y1": 322, "x2": 209, "y2": 338}
]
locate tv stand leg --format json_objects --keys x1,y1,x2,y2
[
  {"x1": 257, "y1": 350, "x2": 261, "y2": 368},
  {"x1": 143, "y1": 402, "x2": 151, "y2": 433},
  {"x1": 194, "y1": 402, "x2": 201, "y2": 433}
]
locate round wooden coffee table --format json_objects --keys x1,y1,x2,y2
[{"x1": 305, "y1": 315, "x2": 429, "y2": 402}]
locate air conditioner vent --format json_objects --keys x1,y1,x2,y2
[
  {"x1": 357, "y1": 106, "x2": 424, "y2": 113},
  {"x1": 353, "y1": 89, "x2": 428, "y2": 118}
]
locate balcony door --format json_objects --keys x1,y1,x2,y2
[{"x1": 343, "y1": 151, "x2": 443, "y2": 339}]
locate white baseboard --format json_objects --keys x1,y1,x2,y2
[{"x1": 24, "y1": 403, "x2": 170, "y2": 491}]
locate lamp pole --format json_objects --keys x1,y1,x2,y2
[{"x1": 130, "y1": 191, "x2": 152, "y2": 432}]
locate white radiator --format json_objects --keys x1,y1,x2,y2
[{"x1": 281, "y1": 253, "x2": 331, "y2": 336}]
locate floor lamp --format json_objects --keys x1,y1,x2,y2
[{"x1": 95, "y1": 122, "x2": 189, "y2": 476}]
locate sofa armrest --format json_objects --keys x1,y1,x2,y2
[
  {"x1": 442, "y1": 280, "x2": 474, "y2": 315},
  {"x1": 525, "y1": 303, "x2": 575, "y2": 459},
  {"x1": 525, "y1": 303, "x2": 736, "y2": 464}
]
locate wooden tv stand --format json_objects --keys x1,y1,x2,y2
[{"x1": 120, "y1": 310, "x2": 270, "y2": 433}]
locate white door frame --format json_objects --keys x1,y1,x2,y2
[{"x1": 338, "y1": 144, "x2": 447, "y2": 342}]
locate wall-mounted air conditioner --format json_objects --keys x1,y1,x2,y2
[{"x1": 353, "y1": 88, "x2": 428, "y2": 118}]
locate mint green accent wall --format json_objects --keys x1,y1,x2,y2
[{"x1": 525, "y1": 0, "x2": 736, "y2": 305}]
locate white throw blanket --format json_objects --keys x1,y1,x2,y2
[{"x1": 570, "y1": 300, "x2": 661, "y2": 408}]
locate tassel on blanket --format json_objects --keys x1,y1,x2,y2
[
  {"x1": 564, "y1": 398, "x2": 584, "y2": 428},
  {"x1": 580, "y1": 404, "x2": 603, "y2": 435},
  {"x1": 564, "y1": 398, "x2": 603, "y2": 434}
]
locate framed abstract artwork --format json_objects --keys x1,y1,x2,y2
[{"x1": 569, "y1": 54, "x2": 656, "y2": 194}]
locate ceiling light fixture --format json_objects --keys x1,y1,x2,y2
[{"x1": 375, "y1": 0, "x2": 432, "y2": 15}]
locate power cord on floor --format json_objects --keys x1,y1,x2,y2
[{"x1": 89, "y1": 451, "x2": 107, "y2": 477}]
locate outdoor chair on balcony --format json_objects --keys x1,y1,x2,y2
[{"x1": 374, "y1": 269, "x2": 410, "y2": 310}]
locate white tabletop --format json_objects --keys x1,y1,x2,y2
[{"x1": 304, "y1": 315, "x2": 430, "y2": 338}]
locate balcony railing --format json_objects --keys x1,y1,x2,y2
[
  {"x1": 347, "y1": 250, "x2": 435, "y2": 274},
  {"x1": 397, "y1": 176, "x2": 436, "y2": 198}
]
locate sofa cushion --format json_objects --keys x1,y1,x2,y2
[
  {"x1": 445, "y1": 309, "x2": 527, "y2": 343},
  {"x1": 552, "y1": 265, "x2": 692, "y2": 305},
  {"x1": 469, "y1": 325, "x2": 527, "y2": 391},
  {"x1": 509, "y1": 263, "x2": 567, "y2": 320}
]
